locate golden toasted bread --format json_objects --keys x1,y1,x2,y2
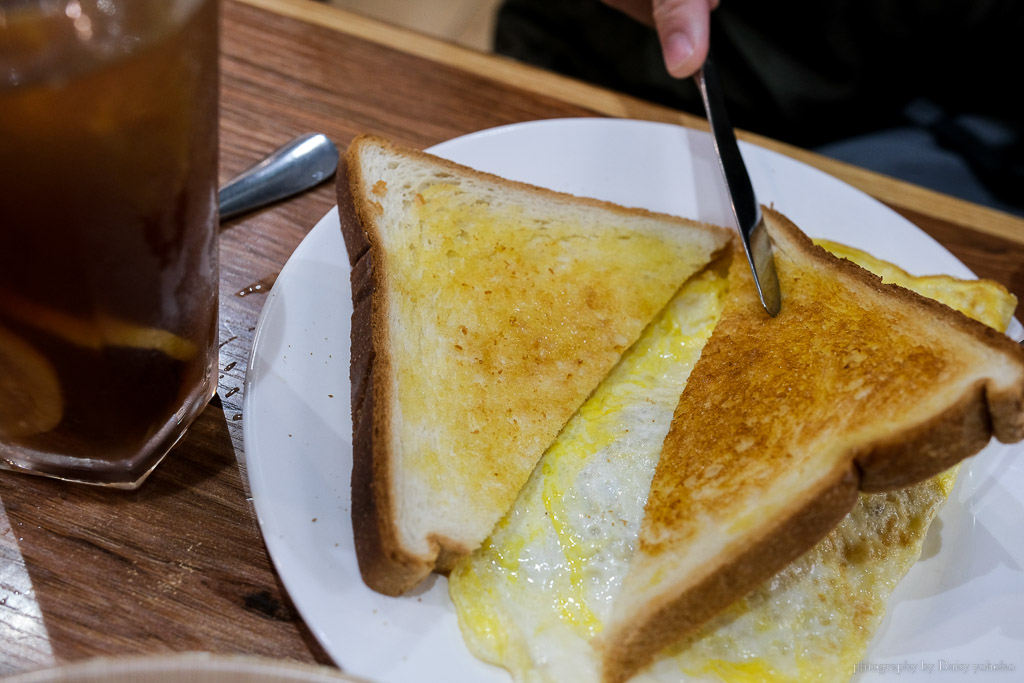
[
  {"x1": 599, "y1": 207, "x2": 1024, "y2": 683},
  {"x1": 449, "y1": 226, "x2": 1017, "y2": 682},
  {"x1": 337, "y1": 135, "x2": 732, "y2": 596}
]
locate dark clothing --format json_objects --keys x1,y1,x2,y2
[{"x1": 494, "y1": 0, "x2": 1023, "y2": 209}]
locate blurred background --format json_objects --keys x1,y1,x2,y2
[
  {"x1": 320, "y1": 0, "x2": 1023, "y2": 219},
  {"x1": 322, "y1": 0, "x2": 501, "y2": 51}
]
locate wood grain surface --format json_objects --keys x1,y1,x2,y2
[{"x1": 1, "y1": 0, "x2": 1022, "y2": 677}]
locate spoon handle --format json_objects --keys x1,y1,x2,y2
[{"x1": 218, "y1": 133, "x2": 339, "y2": 221}]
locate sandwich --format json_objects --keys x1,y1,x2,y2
[
  {"x1": 338, "y1": 135, "x2": 1024, "y2": 680},
  {"x1": 599, "y1": 208, "x2": 1024, "y2": 682},
  {"x1": 337, "y1": 135, "x2": 732, "y2": 596},
  {"x1": 450, "y1": 213, "x2": 1022, "y2": 682}
]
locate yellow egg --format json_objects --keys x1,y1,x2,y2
[{"x1": 448, "y1": 243, "x2": 1015, "y2": 683}]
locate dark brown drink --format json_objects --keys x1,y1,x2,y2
[{"x1": 0, "y1": 0, "x2": 220, "y2": 487}]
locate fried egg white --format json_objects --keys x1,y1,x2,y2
[{"x1": 448, "y1": 243, "x2": 1017, "y2": 683}]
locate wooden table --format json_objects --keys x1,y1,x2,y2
[{"x1": 2, "y1": 0, "x2": 1022, "y2": 676}]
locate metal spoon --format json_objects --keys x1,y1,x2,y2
[{"x1": 218, "y1": 133, "x2": 339, "y2": 221}]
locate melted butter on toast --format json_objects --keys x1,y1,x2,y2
[
  {"x1": 450, "y1": 261, "x2": 730, "y2": 681},
  {"x1": 639, "y1": 251, "x2": 966, "y2": 554},
  {"x1": 387, "y1": 181, "x2": 725, "y2": 551}
]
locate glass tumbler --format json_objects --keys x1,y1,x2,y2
[{"x1": 0, "y1": 0, "x2": 220, "y2": 488}]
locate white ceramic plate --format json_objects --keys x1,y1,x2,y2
[
  {"x1": 5, "y1": 653, "x2": 360, "y2": 683},
  {"x1": 243, "y1": 119, "x2": 1024, "y2": 683}
]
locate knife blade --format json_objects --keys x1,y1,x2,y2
[{"x1": 695, "y1": 57, "x2": 782, "y2": 316}]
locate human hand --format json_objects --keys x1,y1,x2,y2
[{"x1": 602, "y1": 0, "x2": 720, "y2": 79}]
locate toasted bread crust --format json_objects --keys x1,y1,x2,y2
[
  {"x1": 337, "y1": 153, "x2": 370, "y2": 266},
  {"x1": 601, "y1": 465, "x2": 860, "y2": 683},
  {"x1": 345, "y1": 142, "x2": 485, "y2": 594},
  {"x1": 765, "y1": 207, "x2": 1024, "y2": 451},
  {"x1": 342, "y1": 153, "x2": 425, "y2": 594},
  {"x1": 601, "y1": 208, "x2": 1024, "y2": 682},
  {"x1": 854, "y1": 378, "x2": 994, "y2": 491}
]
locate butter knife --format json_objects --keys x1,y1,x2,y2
[{"x1": 695, "y1": 57, "x2": 782, "y2": 316}]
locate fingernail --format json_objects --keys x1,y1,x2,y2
[{"x1": 664, "y1": 32, "x2": 695, "y2": 77}]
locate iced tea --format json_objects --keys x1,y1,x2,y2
[{"x1": 0, "y1": 0, "x2": 220, "y2": 487}]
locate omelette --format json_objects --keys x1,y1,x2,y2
[{"x1": 448, "y1": 243, "x2": 1017, "y2": 682}]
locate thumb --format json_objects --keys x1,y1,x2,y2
[{"x1": 652, "y1": 0, "x2": 716, "y2": 79}]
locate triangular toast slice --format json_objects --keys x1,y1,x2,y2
[
  {"x1": 600, "y1": 207, "x2": 1024, "y2": 682},
  {"x1": 337, "y1": 135, "x2": 732, "y2": 595}
]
